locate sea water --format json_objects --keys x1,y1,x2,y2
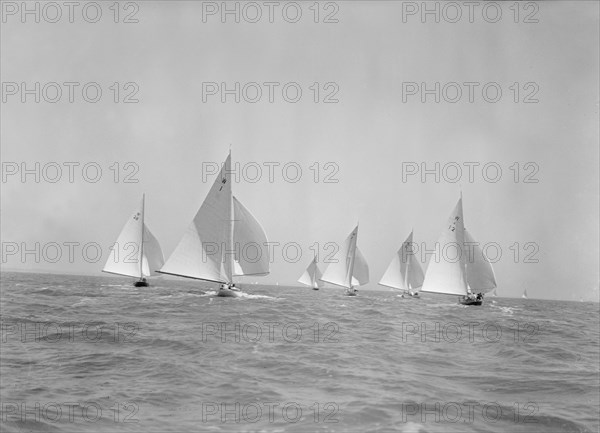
[{"x1": 1, "y1": 271, "x2": 598, "y2": 432}]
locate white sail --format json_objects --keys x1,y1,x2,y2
[
  {"x1": 320, "y1": 225, "x2": 366, "y2": 289},
  {"x1": 464, "y1": 229, "x2": 497, "y2": 294},
  {"x1": 231, "y1": 196, "x2": 270, "y2": 276},
  {"x1": 522, "y1": 289, "x2": 528, "y2": 299},
  {"x1": 351, "y1": 246, "x2": 369, "y2": 286},
  {"x1": 159, "y1": 152, "x2": 269, "y2": 285},
  {"x1": 103, "y1": 198, "x2": 145, "y2": 278},
  {"x1": 159, "y1": 154, "x2": 233, "y2": 283},
  {"x1": 420, "y1": 198, "x2": 468, "y2": 296},
  {"x1": 141, "y1": 224, "x2": 165, "y2": 277},
  {"x1": 491, "y1": 288, "x2": 498, "y2": 297},
  {"x1": 298, "y1": 256, "x2": 323, "y2": 289},
  {"x1": 103, "y1": 196, "x2": 164, "y2": 279},
  {"x1": 379, "y1": 231, "x2": 424, "y2": 292}
]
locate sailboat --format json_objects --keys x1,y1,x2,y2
[
  {"x1": 379, "y1": 230, "x2": 424, "y2": 298},
  {"x1": 320, "y1": 225, "x2": 369, "y2": 296},
  {"x1": 298, "y1": 256, "x2": 324, "y2": 290},
  {"x1": 491, "y1": 288, "x2": 498, "y2": 297},
  {"x1": 420, "y1": 196, "x2": 497, "y2": 306},
  {"x1": 522, "y1": 289, "x2": 528, "y2": 299},
  {"x1": 102, "y1": 194, "x2": 165, "y2": 287},
  {"x1": 157, "y1": 152, "x2": 270, "y2": 297}
]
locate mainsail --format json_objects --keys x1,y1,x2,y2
[
  {"x1": 103, "y1": 195, "x2": 165, "y2": 279},
  {"x1": 159, "y1": 152, "x2": 269, "y2": 284},
  {"x1": 298, "y1": 256, "x2": 324, "y2": 289},
  {"x1": 522, "y1": 289, "x2": 528, "y2": 299},
  {"x1": 420, "y1": 198, "x2": 468, "y2": 296},
  {"x1": 464, "y1": 229, "x2": 497, "y2": 294},
  {"x1": 320, "y1": 225, "x2": 369, "y2": 289},
  {"x1": 379, "y1": 231, "x2": 424, "y2": 292}
]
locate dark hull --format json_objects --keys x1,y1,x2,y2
[
  {"x1": 459, "y1": 298, "x2": 483, "y2": 306},
  {"x1": 134, "y1": 281, "x2": 149, "y2": 287}
]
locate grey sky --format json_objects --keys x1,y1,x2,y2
[{"x1": 1, "y1": 1, "x2": 598, "y2": 301}]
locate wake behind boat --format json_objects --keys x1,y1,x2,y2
[
  {"x1": 379, "y1": 230, "x2": 424, "y2": 298},
  {"x1": 102, "y1": 194, "x2": 165, "y2": 287},
  {"x1": 420, "y1": 194, "x2": 497, "y2": 306},
  {"x1": 320, "y1": 225, "x2": 369, "y2": 296},
  {"x1": 157, "y1": 151, "x2": 270, "y2": 297}
]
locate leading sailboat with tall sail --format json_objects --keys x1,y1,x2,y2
[
  {"x1": 420, "y1": 195, "x2": 497, "y2": 306},
  {"x1": 102, "y1": 194, "x2": 165, "y2": 287},
  {"x1": 320, "y1": 225, "x2": 369, "y2": 296},
  {"x1": 157, "y1": 152, "x2": 270, "y2": 297},
  {"x1": 379, "y1": 230, "x2": 424, "y2": 298}
]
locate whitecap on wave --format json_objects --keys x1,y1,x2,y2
[
  {"x1": 233, "y1": 292, "x2": 277, "y2": 300},
  {"x1": 496, "y1": 306, "x2": 515, "y2": 316},
  {"x1": 71, "y1": 298, "x2": 97, "y2": 307},
  {"x1": 200, "y1": 290, "x2": 277, "y2": 300}
]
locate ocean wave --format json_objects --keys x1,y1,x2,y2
[{"x1": 1, "y1": 273, "x2": 597, "y2": 433}]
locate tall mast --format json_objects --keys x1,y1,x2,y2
[
  {"x1": 348, "y1": 225, "x2": 358, "y2": 289},
  {"x1": 404, "y1": 232, "x2": 411, "y2": 292},
  {"x1": 314, "y1": 254, "x2": 319, "y2": 288},
  {"x1": 140, "y1": 193, "x2": 145, "y2": 278},
  {"x1": 227, "y1": 150, "x2": 234, "y2": 284},
  {"x1": 460, "y1": 193, "x2": 468, "y2": 291}
]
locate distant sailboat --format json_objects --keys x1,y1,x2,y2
[
  {"x1": 522, "y1": 289, "x2": 528, "y2": 299},
  {"x1": 420, "y1": 196, "x2": 497, "y2": 306},
  {"x1": 491, "y1": 288, "x2": 498, "y2": 297},
  {"x1": 157, "y1": 152, "x2": 270, "y2": 297},
  {"x1": 102, "y1": 194, "x2": 165, "y2": 287},
  {"x1": 298, "y1": 256, "x2": 324, "y2": 290},
  {"x1": 379, "y1": 230, "x2": 423, "y2": 298},
  {"x1": 320, "y1": 225, "x2": 369, "y2": 296}
]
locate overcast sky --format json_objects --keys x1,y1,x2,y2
[{"x1": 1, "y1": 1, "x2": 598, "y2": 301}]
